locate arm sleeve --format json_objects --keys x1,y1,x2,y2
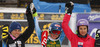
[
  {"x1": 62, "y1": 14, "x2": 75, "y2": 41},
  {"x1": 34, "y1": 17, "x2": 42, "y2": 42},
  {"x1": 59, "y1": 29, "x2": 65, "y2": 45},
  {"x1": 20, "y1": 12, "x2": 35, "y2": 41}
]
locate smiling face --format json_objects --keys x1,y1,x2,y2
[
  {"x1": 79, "y1": 26, "x2": 88, "y2": 36},
  {"x1": 50, "y1": 33, "x2": 59, "y2": 39},
  {"x1": 11, "y1": 29, "x2": 21, "y2": 38}
]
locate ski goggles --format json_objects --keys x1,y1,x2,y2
[{"x1": 51, "y1": 30, "x2": 61, "y2": 35}]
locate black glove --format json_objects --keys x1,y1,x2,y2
[
  {"x1": 65, "y1": 1, "x2": 74, "y2": 14},
  {"x1": 26, "y1": 3, "x2": 36, "y2": 14},
  {"x1": 2, "y1": 24, "x2": 9, "y2": 39}
]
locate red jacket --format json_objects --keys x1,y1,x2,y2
[{"x1": 62, "y1": 14, "x2": 95, "y2": 47}]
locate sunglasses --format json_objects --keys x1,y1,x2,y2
[{"x1": 51, "y1": 30, "x2": 61, "y2": 35}]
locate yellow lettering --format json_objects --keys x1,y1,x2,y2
[
  {"x1": 51, "y1": 15, "x2": 56, "y2": 20},
  {"x1": 48, "y1": 23, "x2": 51, "y2": 27},
  {"x1": 11, "y1": 13, "x2": 25, "y2": 19},
  {"x1": 31, "y1": 34, "x2": 34, "y2": 43},
  {"x1": 43, "y1": 24, "x2": 47, "y2": 29},
  {"x1": 0, "y1": 13, "x2": 4, "y2": 19},
  {"x1": 21, "y1": 26, "x2": 28, "y2": 33},
  {"x1": 55, "y1": 15, "x2": 58, "y2": 20},
  {"x1": 2, "y1": 26, "x2": 9, "y2": 32},
  {"x1": 42, "y1": 29, "x2": 49, "y2": 31},
  {"x1": 25, "y1": 30, "x2": 40, "y2": 44},
  {"x1": 25, "y1": 33, "x2": 34, "y2": 44},
  {"x1": 33, "y1": 36, "x2": 40, "y2": 43},
  {"x1": 19, "y1": 13, "x2": 24, "y2": 19},
  {"x1": 42, "y1": 23, "x2": 51, "y2": 35},
  {"x1": 38, "y1": 14, "x2": 44, "y2": 20},
  {"x1": 25, "y1": 37, "x2": 30, "y2": 43},
  {"x1": 51, "y1": 14, "x2": 64, "y2": 20},
  {"x1": 33, "y1": 30, "x2": 36, "y2": 34},
  {"x1": 11, "y1": 14, "x2": 18, "y2": 19},
  {"x1": 15, "y1": 14, "x2": 18, "y2": 19},
  {"x1": 51, "y1": 14, "x2": 59, "y2": 20},
  {"x1": 60, "y1": 14, "x2": 64, "y2": 20}
]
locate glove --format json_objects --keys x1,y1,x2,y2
[
  {"x1": 26, "y1": 3, "x2": 38, "y2": 17},
  {"x1": 2, "y1": 24, "x2": 9, "y2": 39},
  {"x1": 65, "y1": 1, "x2": 74, "y2": 14},
  {"x1": 26, "y1": 3, "x2": 36, "y2": 14}
]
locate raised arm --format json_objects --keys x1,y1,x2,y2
[
  {"x1": 62, "y1": 2, "x2": 75, "y2": 41},
  {"x1": 62, "y1": 13, "x2": 75, "y2": 41},
  {"x1": 34, "y1": 17, "x2": 42, "y2": 42},
  {"x1": 59, "y1": 29, "x2": 65, "y2": 44},
  {"x1": 20, "y1": 3, "x2": 35, "y2": 41}
]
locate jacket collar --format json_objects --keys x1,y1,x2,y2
[
  {"x1": 48, "y1": 36, "x2": 59, "y2": 41},
  {"x1": 9, "y1": 33, "x2": 16, "y2": 40}
]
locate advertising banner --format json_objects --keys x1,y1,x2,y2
[{"x1": 0, "y1": 13, "x2": 64, "y2": 20}]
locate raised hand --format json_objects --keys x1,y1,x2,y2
[{"x1": 65, "y1": 1, "x2": 74, "y2": 14}]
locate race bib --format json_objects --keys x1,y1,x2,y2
[
  {"x1": 9, "y1": 41, "x2": 22, "y2": 47},
  {"x1": 9, "y1": 43, "x2": 16, "y2": 47},
  {"x1": 78, "y1": 42, "x2": 83, "y2": 47}
]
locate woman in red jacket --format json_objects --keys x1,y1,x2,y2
[{"x1": 62, "y1": 2, "x2": 95, "y2": 47}]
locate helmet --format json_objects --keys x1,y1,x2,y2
[
  {"x1": 77, "y1": 19, "x2": 89, "y2": 27},
  {"x1": 49, "y1": 23, "x2": 62, "y2": 33},
  {"x1": 9, "y1": 22, "x2": 21, "y2": 33}
]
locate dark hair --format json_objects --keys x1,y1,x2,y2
[{"x1": 77, "y1": 26, "x2": 88, "y2": 34}]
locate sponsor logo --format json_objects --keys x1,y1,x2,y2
[
  {"x1": 78, "y1": 42, "x2": 83, "y2": 45},
  {"x1": 88, "y1": 15, "x2": 100, "y2": 21},
  {"x1": 9, "y1": 41, "x2": 22, "y2": 47},
  {"x1": 9, "y1": 43, "x2": 16, "y2": 47},
  {"x1": 50, "y1": 41, "x2": 56, "y2": 44},
  {"x1": 17, "y1": 26, "x2": 20, "y2": 28},
  {"x1": 55, "y1": 24, "x2": 60, "y2": 27},
  {"x1": 43, "y1": 32, "x2": 46, "y2": 37},
  {"x1": 80, "y1": 21, "x2": 85, "y2": 24}
]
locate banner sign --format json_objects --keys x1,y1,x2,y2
[
  {"x1": 0, "y1": 13, "x2": 64, "y2": 20},
  {"x1": 77, "y1": 13, "x2": 100, "y2": 22},
  {"x1": 77, "y1": 13, "x2": 100, "y2": 38}
]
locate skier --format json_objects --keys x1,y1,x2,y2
[
  {"x1": 1, "y1": 3, "x2": 36, "y2": 47},
  {"x1": 62, "y1": 1, "x2": 95, "y2": 47},
  {"x1": 34, "y1": 15, "x2": 65, "y2": 47},
  {"x1": 95, "y1": 29, "x2": 100, "y2": 47}
]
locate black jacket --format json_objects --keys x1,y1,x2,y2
[{"x1": 3, "y1": 12, "x2": 34, "y2": 47}]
